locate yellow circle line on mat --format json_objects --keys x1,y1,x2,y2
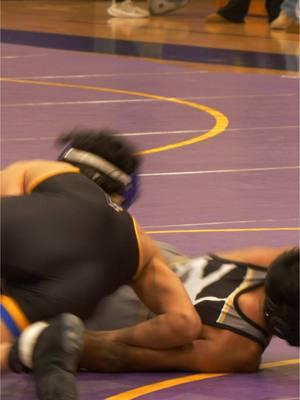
[
  {"x1": 146, "y1": 227, "x2": 300, "y2": 234},
  {"x1": 1, "y1": 77, "x2": 229, "y2": 155},
  {"x1": 105, "y1": 359, "x2": 300, "y2": 400}
]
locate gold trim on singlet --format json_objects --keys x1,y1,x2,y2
[
  {"x1": 217, "y1": 268, "x2": 255, "y2": 324},
  {"x1": 28, "y1": 166, "x2": 80, "y2": 193},
  {"x1": 132, "y1": 217, "x2": 144, "y2": 280},
  {"x1": 0, "y1": 295, "x2": 30, "y2": 332}
]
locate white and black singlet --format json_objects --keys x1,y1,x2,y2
[{"x1": 180, "y1": 254, "x2": 269, "y2": 348}]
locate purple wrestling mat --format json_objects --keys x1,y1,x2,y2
[{"x1": 1, "y1": 43, "x2": 299, "y2": 399}]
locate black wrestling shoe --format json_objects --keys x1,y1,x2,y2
[{"x1": 32, "y1": 314, "x2": 84, "y2": 400}]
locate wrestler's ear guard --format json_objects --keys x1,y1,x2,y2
[
  {"x1": 56, "y1": 129, "x2": 142, "y2": 209},
  {"x1": 57, "y1": 145, "x2": 72, "y2": 162},
  {"x1": 58, "y1": 145, "x2": 140, "y2": 210},
  {"x1": 122, "y1": 172, "x2": 139, "y2": 209}
]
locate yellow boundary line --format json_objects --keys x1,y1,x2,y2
[
  {"x1": 146, "y1": 227, "x2": 300, "y2": 234},
  {"x1": 1, "y1": 77, "x2": 229, "y2": 155},
  {"x1": 105, "y1": 359, "x2": 300, "y2": 400}
]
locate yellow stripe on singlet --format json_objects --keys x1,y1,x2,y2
[
  {"x1": 0, "y1": 295, "x2": 30, "y2": 331},
  {"x1": 28, "y1": 165, "x2": 80, "y2": 193},
  {"x1": 132, "y1": 217, "x2": 144, "y2": 280},
  {"x1": 217, "y1": 268, "x2": 255, "y2": 324}
]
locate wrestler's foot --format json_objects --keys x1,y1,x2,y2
[
  {"x1": 9, "y1": 314, "x2": 84, "y2": 400},
  {"x1": 33, "y1": 314, "x2": 84, "y2": 400}
]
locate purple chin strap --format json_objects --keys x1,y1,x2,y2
[{"x1": 122, "y1": 172, "x2": 139, "y2": 209}]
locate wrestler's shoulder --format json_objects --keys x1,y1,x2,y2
[{"x1": 23, "y1": 160, "x2": 80, "y2": 193}]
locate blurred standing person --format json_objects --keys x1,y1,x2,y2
[{"x1": 206, "y1": 0, "x2": 283, "y2": 24}]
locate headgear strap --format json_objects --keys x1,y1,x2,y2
[{"x1": 61, "y1": 147, "x2": 131, "y2": 187}]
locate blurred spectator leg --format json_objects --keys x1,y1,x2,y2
[
  {"x1": 206, "y1": 0, "x2": 251, "y2": 23},
  {"x1": 266, "y1": 0, "x2": 284, "y2": 22}
]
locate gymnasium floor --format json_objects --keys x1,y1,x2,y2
[{"x1": 1, "y1": 0, "x2": 300, "y2": 399}]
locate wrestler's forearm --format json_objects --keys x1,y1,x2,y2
[
  {"x1": 80, "y1": 314, "x2": 202, "y2": 375},
  {"x1": 80, "y1": 330, "x2": 193, "y2": 372},
  {"x1": 80, "y1": 331, "x2": 261, "y2": 373},
  {"x1": 105, "y1": 312, "x2": 199, "y2": 350}
]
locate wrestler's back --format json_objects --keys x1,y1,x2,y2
[{"x1": 1, "y1": 172, "x2": 139, "y2": 321}]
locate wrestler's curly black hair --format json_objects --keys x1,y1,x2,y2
[
  {"x1": 265, "y1": 247, "x2": 299, "y2": 308},
  {"x1": 265, "y1": 247, "x2": 299, "y2": 346},
  {"x1": 57, "y1": 128, "x2": 142, "y2": 196}
]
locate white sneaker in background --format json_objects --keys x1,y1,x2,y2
[
  {"x1": 107, "y1": 0, "x2": 150, "y2": 18},
  {"x1": 270, "y1": 11, "x2": 295, "y2": 30},
  {"x1": 148, "y1": 0, "x2": 188, "y2": 16}
]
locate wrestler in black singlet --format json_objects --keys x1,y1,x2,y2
[{"x1": 1, "y1": 172, "x2": 141, "y2": 324}]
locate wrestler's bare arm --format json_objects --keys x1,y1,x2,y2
[
  {"x1": 81, "y1": 330, "x2": 261, "y2": 373},
  {"x1": 0, "y1": 162, "x2": 28, "y2": 196},
  {"x1": 216, "y1": 246, "x2": 294, "y2": 268},
  {"x1": 106, "y1": 225, "x2": 201, "y2": 350},
  {"x1": 23, "y1": 160, "x2": 79, "y2": 192}
]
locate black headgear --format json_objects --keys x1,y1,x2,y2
[
  {"x1": 56, "y1": 129, "x2": 141, "y2": 209},
  {"x1": 264, "y1": 248, "x2": 299, "y2": 346},
  {"x1": 58, "y1": 147, "x2": 139, "y2": 209},
  {"x1": 264, "y1": 295, "x2": 299, "y2": 346}
]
